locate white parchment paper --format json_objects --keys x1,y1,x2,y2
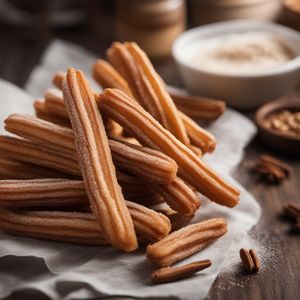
[{"x1": 0, "y1": 40, "x2": 261, "y2": 300}]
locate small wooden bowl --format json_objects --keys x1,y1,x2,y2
[{"x1": 255, "y1": 97, "x2": 300, "y2": 156}]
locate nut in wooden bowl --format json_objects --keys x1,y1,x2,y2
[{"x1": 255, "y1": 97, "x2": 300, "y2": 156}]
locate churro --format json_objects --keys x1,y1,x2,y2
[
  {"x1": 179, "y1": 112, "x2": 216, "y2": 153},
  {"x1": 0, "y1": 157, "x2": 68, "y2": 180},
  {"x1": 0, "y1": 202, "x2": 171, "y2": 244},
  {"x1": 109, "y1": 137, "x2": 178, "y2": 184},
  {"x1": 147, "y1": 218, "x2": 227, "y2": 267},
  {"x1": 5, "y1": 114, "x2": 178, "y2": 184},
  {"x1": 152, "y1": 259, "x2": 212, "y2": 284},
  {"x1": 187, "y1": 144, "x2": 202, "y2": 157},
  {"x1": 52, "y1": 71, "x2": 66, "y2": 90},
  {"x1": 0, "y1": 135, "x2": 80, "y2": 177},
  {"x1": 0, "y1": 179, "x2": 171, "y2": 242},
  {"x1": 152, "y1": 177, "x2": 199, "y2": 217},
  {"x1": 0, "y1": 162, "x2": 165, "y2": 213},
  {"x1": 44, "y1": 89, "x2": 69, "y2": 118},
  {"x1": 126, "y1": 201, "x2": 171, "y2": 242},
  {"x1": 167, "y1": 85, "x2": 225, "y2": 120},
  {"x1": 34, "y1": 100, "x2": 71, "y2": 128},
  {"x1": 0, "y1": 208, "x2": 108, "y2": 245},
  {"x1": 5, "y1": 114, "x2": 75, "y2": 157},
  {"x1": 34, "y1": 98, "x2": 72, "y2": 128},
  {"x1": 92, "y1": 59, "x2": 133, "y2": 97},
  {"x1": 107, "y1": 42, "x2": 190, "y2": 145},
  {"x1": 0, "y1": 179, "x2": 86, "y2": 207},
  {"x1": 98, "y1": 89, "x2": 240, "y2": 207},
  {"x1": 0, "y1": 177, "x2": 171, "y2": 242},
  {"x1": 62, "y1": 68, "x2": 137, "y2": 252}
]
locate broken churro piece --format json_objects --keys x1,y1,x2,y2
[
  {"x1": 152, "y1": 259, "x2": 212, "y2": 284},
  {"x1": 147, "y1": 218, "x2": 227, "y2": 267},
  {"x1": 0, "y1": 157, "x2": 68, "y2": 180}
]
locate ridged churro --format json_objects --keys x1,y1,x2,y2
[
  {"x1": 0, "y1": 208, "x2": 108, "y2": 245},
  {"x1": 0, "y1": 177, "x2": 171, "y2": 242},
  {"x1": 5, "y1": 114, "x2": 178, "y2": 184},
  {"x1": 98, "y1": 89, "x2": 240, "y2": 207},
  {"x1": 152, "y1": 177, "x2": 199, "y2": 217},
  {"x1": 0, "y1": 202, "x2": 171, "y2": 244},
  {"x1": 44, "y1": 89, "x2": 69, "y2": 118},
  {"x1": 0, "y1": 180, "x2": 171, "y2": 242},
  {"x1": 92, "y1": 59, "x2": 133, "y2": 97},
  {"x1": 126, "y1": 201, "x2": 171, "y2": 242},
  {"x1": 167, "y1": 86, "x2": 226, "y2": 120},
  {"x1": 34, "y1": 100, "x2": 71, "y2": 128},
  {"x1": 147, "y1": 218, "x2": 227, "y2": 267},
  {"x1": 109, "y1": 137, "x2": 178, "y2": 184},
  {"x1": 0, "y1": 160, "x2": 166, "y2": 210},
  {"x1": 107, "y1": 42, "x2": 190, "y2": 145},
  {"x1": 5, "y1": 114, "x2": 75, "y2": 157},
  {"x1": 179, "y1": 112, "x2": 216, "y2": 153},
  {"x1": 0, "y1": 157, "x2": 68, "y2": 180},
  {"x1": 62, "y1": 68, "x2": 137, "y2": 252},
  {"x1": 0, "y1": 135, "x2": 80, "y2": 177},
  {"x1": 0, "y1": 179, "x2": 86, "y2": 207}
]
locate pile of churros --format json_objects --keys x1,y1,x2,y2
[{"x1": 0, "y1": 42, "x2": 240, "y2": 283}]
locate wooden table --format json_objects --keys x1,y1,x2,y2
[{"x1": 0, "y1": 5, "x2": 299, "y2": 300}]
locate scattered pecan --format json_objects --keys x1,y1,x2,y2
[
  {"x1": 254, "y1": 154, "x2": 292, "y2": 184},
  {"x1": 283, "y1": 201, "x2": 300, "y2": 220},
  {"x1": 240, "y1": 248, "x2": 260, "y2": 273},
  {"x1": 152, "y1": 259, "x2": 212, "y2": 284}
]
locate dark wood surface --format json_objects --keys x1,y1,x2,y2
[{"x1": 0, "y1": 3, "x2": 299, "y2": 300}]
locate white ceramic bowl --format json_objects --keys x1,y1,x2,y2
[{"x1": 172, "y1": 20, "x2": 300, "y2": 110}]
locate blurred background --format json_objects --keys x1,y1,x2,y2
[{"x1": 0, "y1": 0, "x2": 299, "y2": 87}]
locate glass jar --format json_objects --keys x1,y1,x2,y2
[{"x1": 115, "y1": 0, "x2": 186, "y2": 58}]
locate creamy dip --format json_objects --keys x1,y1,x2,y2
[{"x1": 189, "y1": 31, "x2": 295, "y2": 74}]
